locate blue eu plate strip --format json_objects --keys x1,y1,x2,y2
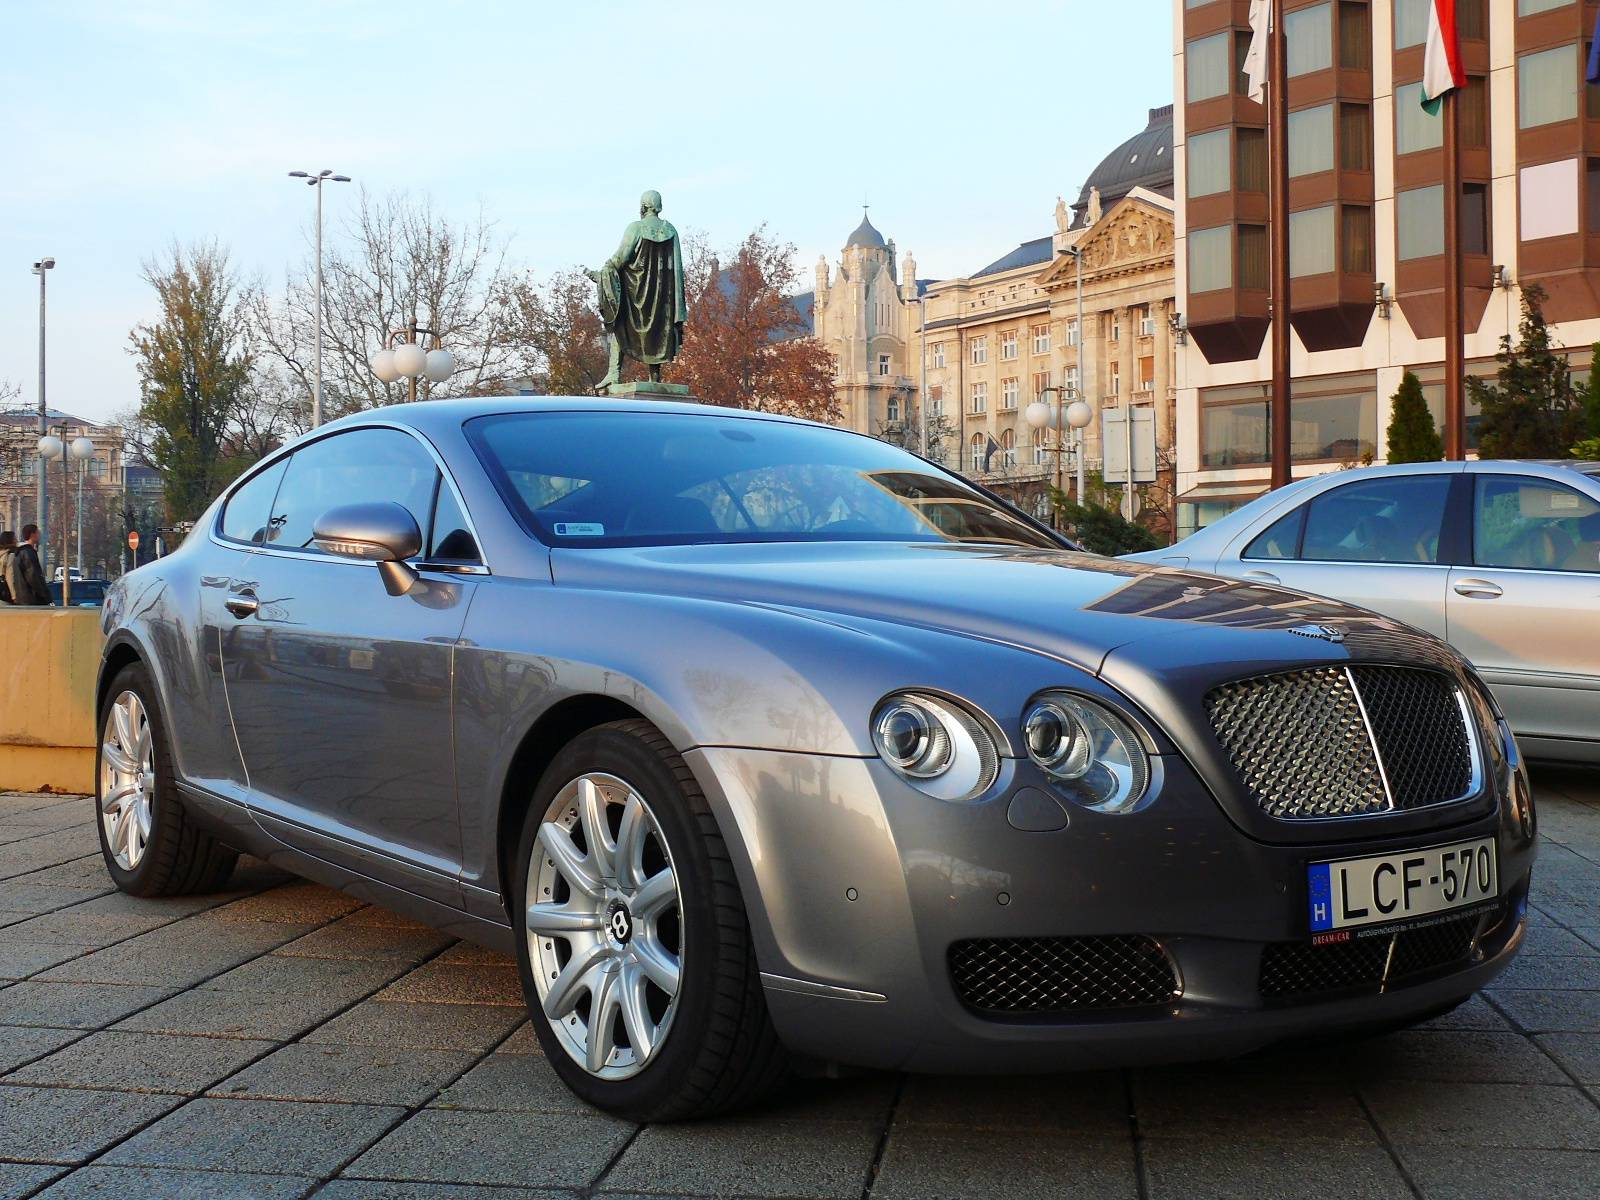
[{"x1": 1307, "y1": 862, "x2": 1334, "y2": 932}]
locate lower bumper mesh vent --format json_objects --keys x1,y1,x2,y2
[
  {"x1": 1259, "y1": 908, "x2": 1491, "y2": 1002},
  {"x1": 949, "y1": 935, "x2": 1179, "y2": 1014}
]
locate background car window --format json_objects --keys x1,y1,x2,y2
[
  {"x1": 1475, "y1": 476, "x2": 1600, "y2": 572},
  {"x1": 427, "y1": 479, "x2": 481, "y2": 562},
  {"x1": 1243, "y1": 506, "x2": 1304, "y2": 559},
  {"x1": 268, "y1": 428, "x2": 440, "y2": 553},
  {"x1": 219, "y1": 457, "x2": 289, "y2": 544},
  {"x1": 1300, "y1": 475, "x2": 1451, "y2": 564}
]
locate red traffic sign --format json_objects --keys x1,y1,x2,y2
[{"x1": 127, "y1": 531, "x2": 140, "y2": 551}]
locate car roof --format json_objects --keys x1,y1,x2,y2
[{"x1": 319, "y1": 396, "x2": 825, "y2": 440}]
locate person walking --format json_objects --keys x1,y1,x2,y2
[
  {"x1": 9, "y1": 524, "x2": 53, "y2": 606},
  {"x1": 0, "y1": 531, "x2": 16, "y2": 604}
]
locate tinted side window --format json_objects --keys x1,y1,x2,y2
[
  {"x1": 1301, "y1": 475, "x2": 1451, "y2": 564},
  {"x1": 427, "y1": 481, "x2": 481, "y2": 562},
  {"x1": 268, "y1": 429, "x2": 439, "y2": 553},
  {"x1": 1475, "y1": 476, "x2": 1600, "y2": 572},
  {"x1": 1243, "y1": 506, "x2": 1305, "y2": 559},
  {"x1": 220, "y1": 458, "x2": 289, "y2": 544}
]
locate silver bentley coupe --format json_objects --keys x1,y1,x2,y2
[{"x1": 96, "y1": 398, "x2": 1535, "y2": 1120}]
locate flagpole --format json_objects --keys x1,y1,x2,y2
[
  {"x1": 1268, "y1": 0, "x2": 1292, "y2": 488},
  {"x1": 1443, "y1": 88, "x2": 1465, "y2": 460}
]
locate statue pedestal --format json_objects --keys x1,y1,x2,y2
[{"x1": 602, "y1": 381, "x2": 692, "y2": 399}]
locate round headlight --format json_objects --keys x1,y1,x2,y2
[
  {"x1": 872, "y1": 693, "x2": 999, "y2": 802},
  {"x1": 874, "y1": 701, "x2": 949, "y2": 778},
  {"x1": 1022, "y1": 700, "x2": 1091, "y2": 778},
  {"x1": 1022, "y1": 692, "x2": 1150, "y2": 814}
]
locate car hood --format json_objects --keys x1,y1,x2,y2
[{"x1": 549, "y1": 541, "x2": 1435, "y2": 676}]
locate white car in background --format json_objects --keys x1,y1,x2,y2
[{"x1": 1128, "y1": 460, "x2": 1600, "y2": 763}]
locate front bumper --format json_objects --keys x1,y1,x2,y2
[{"x1": 686, "y1": 741, "x2": 1535, "y2": 1074}]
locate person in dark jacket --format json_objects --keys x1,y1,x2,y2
[
  {"x1": 0, "y1": 531, "x2": 16, "y2": 604},
  {"x1": 9, "y1": 524, "x2": 53, "y2": 606}
]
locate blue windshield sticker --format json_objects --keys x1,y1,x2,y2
[{"x1": 553, "y1": 522, "x2": 605, "y2": 537}]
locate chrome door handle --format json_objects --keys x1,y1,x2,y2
[
  {"x1": 223, "y1": 590, "x2": 259, "y2": 618},
  {"x1": 1243, "y1": 569, "x2": 1280, "y2": 584},
  {"x1": 1452, "y1": 579, "x2": 1503, "y2": 599}
]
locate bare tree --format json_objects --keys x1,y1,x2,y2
[
  {"x1": 253, "y1": 189, "x2": 516, "y2": 428},
  {"x1": 496, "y1": 267, "x2": 611, "y2": 395}
]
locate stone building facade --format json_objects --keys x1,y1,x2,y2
[{"x1": 806, "y1": 107, "x2": 1181, "y2": 522}]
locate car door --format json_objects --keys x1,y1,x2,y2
[
  {"x1": 218, "y1": 425, "x2": 483, "y2": 903},
  {"x1": 1224, "y1": 472, "x2": 1457, "y2": 637},
  {"x1": 1447, "y1": 472, "x2": 1600, "y2": 755},
  {"x1": 182, "y1": 456, "x2": 291, "y2": 806}
]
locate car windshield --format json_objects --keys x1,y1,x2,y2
[{"x1": 466, "y1": 410, "x2": 1060, "y2": 550}]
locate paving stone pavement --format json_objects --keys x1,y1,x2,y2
[{"x1": 1, "y1": 770, "x2": 1598, "y2": 1200}]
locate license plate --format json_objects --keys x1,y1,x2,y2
[{"x1": 1307, "y1": 837, "x2": 1497, "y2": 934}]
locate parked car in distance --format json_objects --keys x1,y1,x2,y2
[
  {"x1": 96, "y1": 399, "x2": 1534, "y2": 1120},
  {"x1": 1127, "y1": 460, "x2": 1600, "y2": 763},
  {"x1": 52, "y1": 565, "x2": 84, "y2": 583},
  {"x1": 50, "y1": 577, "x2": 109, "y2": 607}
]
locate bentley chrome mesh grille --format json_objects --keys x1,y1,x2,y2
[
  {"x1": 1347, "y1": 666, "x2": 1474, "y2": 810},
  {"x1": 1259, "y1": 908, "x2": 1489, "y2": 1001},
  {"x1": 949, "y1": 935, "x2": 1179, "y2": 1014},
  {"x1": 1204, "y1": 666, "x2": 1479, "y2": 820}
]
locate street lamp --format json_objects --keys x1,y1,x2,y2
[
  {"x1": 287, "y1": 169, "x2": 351, "y2": 429},
  {"x1": 36, "y1": 426, "x2": 93, "y2": 604},
  {"x1": 1025, "y1": 387, "x2": 1094, "y2": 530},
  {"x1": 31, "y1": 256, "x2": 54, "y2": 570},
  {"x1": 370, "y1": 320, "x2": 455, "y2": 403}
]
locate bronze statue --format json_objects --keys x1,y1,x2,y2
[{"x1": 587, "y1": 190, "x2": 687, "y2": 392}]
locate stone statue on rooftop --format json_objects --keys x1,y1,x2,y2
[{"x1": 587, "y1": 190, "x2": 688, "y2": 394}]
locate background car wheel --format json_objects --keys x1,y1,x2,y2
[
  {"x1": 512, "y1": 719, "x2": 788, "y2": 1121},
  {"x1": 96, "y1": 662, "x2": 237, "y2": 897}
]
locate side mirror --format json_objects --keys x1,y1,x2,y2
[{"x1": 311, "y1": 502, "x2": 423, "y2": 596}]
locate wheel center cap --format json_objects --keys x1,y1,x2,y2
[{"x1": 606, "y1": 901, "x2": 633, "y2": 945}]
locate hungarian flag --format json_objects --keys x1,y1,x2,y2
[{"x1": 1420, "y1": 0, "x2": 1464, "y2": 115}]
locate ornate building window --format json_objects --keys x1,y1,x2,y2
[
  {"x1": 1031, "y1": 324, "x2": 1051, "y2": 354},
  {"x1": 970, "y1": 381, "x2": 988, "y2": 413},
  {"x1": 1032, "y1": 427, "x2": 1049, "y2": 466},
  {"x1": 928, "y1": 386, "x2": 944, "y2": 416},
  {"x1": 1001, "y1": 378, "x2": 1020, "y2": 410},
  {"x1": 970, "y1": 433, "x2": 987, "y2": 473},
  {"x1": 1000, "y1": 428, "x2": 1017, "y2": 468},
  {"x1": 932, "y1": 343, "x2": 946, "y2": 368},
  {"x1": 886, "y1": 395, "x2": 900, "y2": 422},
  {"x1": 1065, "y1": 319, "x2": 1081, "y2": 347},
  {"x1": 1000, "y1": 330, "x2": 1018, "y2": 360},
  {"x1": 877, "y1": 354, "x2": 891, "y2": 376},
  {"x1": 1032, "y1": 370, "x2": 1051, "y2": 400},
  {"x1": 970, "y1": 337, "x2": 988, "y2": 365}
]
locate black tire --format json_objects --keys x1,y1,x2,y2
[
  {"x1": 96, "y1": 662, "x2": 238, "y2": 897},
  {"x1": 511, "y1": 719, "x2": 789, "y2": 1120}
]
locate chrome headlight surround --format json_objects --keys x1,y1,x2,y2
[
  {"x1": 872, "y1": 692, "x2": 1001, "y2": 803},
  {"x1": 1021, "y1": 691, "x2": 1151, "y2": 814}
]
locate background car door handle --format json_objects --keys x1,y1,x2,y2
[
  {"x1": 1452, "y1": 579, "x2": 1503, "y2": 599},
  {"x1": 1243, "y1": 570, "x2": 1280, "y2": 584},
  {"x1": 223, "y1": 591, "x2": 259, "y2": 618}
]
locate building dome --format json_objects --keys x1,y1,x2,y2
[
  {"x1": 845, "y1": 211, "x2": 887, "y2": 250},
  {"x1": 1073, "y1": 105, "x2": 1174, "y2": 226}
]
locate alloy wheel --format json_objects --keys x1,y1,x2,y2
[
  {"x1": 100, "y1": 690, "x2": 155, "y2": 871},
  {"x1": 526, "y1": 771, "x2": 684, "y2": 1080}
]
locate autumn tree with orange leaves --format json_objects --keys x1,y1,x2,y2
[{"x1": 671, "y1": 229, "x2": 839, "y2": 422}]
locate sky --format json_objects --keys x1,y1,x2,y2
[{"x1": 1, "y1": 0, "x2": 1173, "y2": 424}]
